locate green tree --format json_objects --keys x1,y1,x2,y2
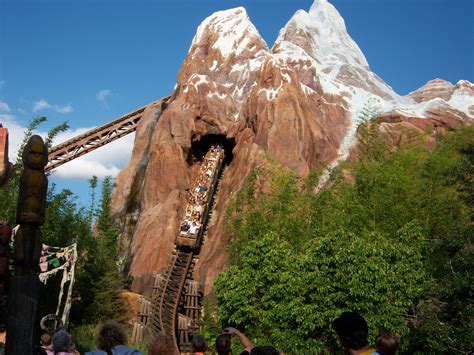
[
  {"x1": 72, "y1": 176, "x2": 125, "y2": 324},
  {"x1": 39, "y1": 184, "x2": 91, "y2": 320},
  {"x1": 87, "y1": 175, "x2": 98, "y2": 223},
  {"x1": 357, "y1": 98, "x2": 387, "y2": 161},
  {"x1": 0, "y1": 117, "x2": 69, "y2": 224},
  {"x1": 217, "y1": 126, "x2": 473, "y2": 353},
  {"x1": 215, "y1": 224, "x2": 426, "y2": 354}
]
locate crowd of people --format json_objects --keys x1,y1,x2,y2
[
  {"x1": 178, "y1": 145, "x2": 224, "y2": 244},
  {"x1": 35, "y1": 321, "x2": 142, "y2": 355},
  {"x1": 26, "y1": 310, "x2": 399, "y2": 354},
  {"x1": 35, "y1": 312, "x2": 397, "y2": 354},
  {"x1": 331, "y1": 311, "x2": 399, "y2": 355},
  {"x1": 146, "y1": 311, "x2": 399, "y2": 354}
]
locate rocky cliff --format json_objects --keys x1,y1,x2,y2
[
  {"x1": 112, "y1": 0, "x2": 473, "y2": 295},
  {"x1": 0, "y1": 127, "x2": 11, "y2": 186}
]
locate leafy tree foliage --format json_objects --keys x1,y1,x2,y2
[
  {"x1": 0, "y1": 117, "x2": 69, "y2": 224},
  {"x1": 72, "y1": 176, "x2": 125, "y2": 324},
  {"x1": 218, "y1": 213, "x2": 425, "y2": 353},
  {"x1": 0, "y1": 119, "x2": 125, "y2": 350},
  {"x1": 217, "y1": 126, "x2": 473, "y2": 353}
]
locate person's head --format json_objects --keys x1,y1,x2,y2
[
  {"x1": 215, "y1": 333, "x2": 232, "y2": 355},
  {"x1": 332, "y1": 311, "x2": 369, "y2": 350},
  {"x1": 192, "y1": 334, "x2": 207, "y2": 353},
  {"x1": 148, "y1": 334, "x2": 179, "y2": 355},
  {"x1": 250, "y1": 345, "x2": 281, "y2": 355},
  {"x1": 52, "y1": 330, "x2": 74, "y2": 352},
  {"x1": 40, "y1": 333, "x2": 52, "y2": 347},
  {"x1": 376, "y1": 330, "x2": 399, "y2": 355},
  {"x1": 96, "y1": 320, "x2": 127, "y2": 351}
]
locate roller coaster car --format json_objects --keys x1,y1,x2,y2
[{"x1": 175, "y1": 146, "x2": 224, "y2": 249}]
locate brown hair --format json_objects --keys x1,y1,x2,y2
[
  {"x1": 96, "y1": 320, "x2": 127, "y2": 352},
  {"x1": 376, "y1": 330, "x2": 400, "y2": 355},
  {"x1": 148, "y1": 334, "x2": 179, "y2": 355},
  {"x1": 40, "y1": 333, "x2": 52, "y2": 346}
]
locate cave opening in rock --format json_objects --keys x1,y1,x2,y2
[{"x1": 187, "y1": 134, "x2": 235, "y2": 166}]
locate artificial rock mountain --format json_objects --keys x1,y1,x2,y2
[{"x1": 111, "y1": 0, "x2": 473, "y2": 295}]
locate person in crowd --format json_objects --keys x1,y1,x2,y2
[
  {"x1": 193, "y1": 211, "x2": 202, "y2": 221},
  {"x1": 223, "y1": 327, "x2": 252, "y2": 354},
  {"x1": 185, "y1": 206, "x2": 193, "y2": 219},
  {"x1": 40, "y1": 333, "x2": 54, "y2": 355},
  {"x1": 375, "y1": 330, "x2": 399, "y2": 355},
  {"x1": 0, "y1": 324, "x2": 5, "y2": 355},
  {"x1": 215, "y1": 333, "x2": 232, "y2": 355},
  {"x1": 332, "y1": 311, "x2": 379, "y2": 355},
  {"x1": 221, "y1": 328, "x2": 282, "y2": 355},
  {"x1": 147, "y1": 334, "x2": 178, "y2": 355},
  {"x1": 191, "y1": 334, "x2": 207, "y2": 355},
  {"x1": 52, "y1": 330, "x2": 78, "y2": 355},
  {"x1": 180, "y1": 220, "x2": 190, "y2": 235},
  {"x1": 189, "y1": 222, "x2": 200, "y2": 236},
  {"x1": 86, "y1": 320, "x2": 141, "y2": 355}
]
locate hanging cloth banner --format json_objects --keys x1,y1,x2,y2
[{"x1": 38, "y1": 242, "x2": 78, "y2": 327}]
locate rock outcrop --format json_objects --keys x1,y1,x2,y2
[
  {"x1": 112, "y1": 0, "x2": 473, "y2": 295},
  {"x1": 409, "y1": 78, "x2": 456, "y2": 103},
  {"x1": 0, "y1": 127, "x2": 12, "y2": 187}
]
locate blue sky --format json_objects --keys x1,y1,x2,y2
[{"x1": 1, "y1": 0, "x2": 473, "y2": 205}]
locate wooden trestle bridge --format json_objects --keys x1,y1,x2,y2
[{"x1": 42, "y1": 96, "x2": 222, "y2": 353}]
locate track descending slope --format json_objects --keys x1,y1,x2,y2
[
  {"x1": 148, "y1": 145, "x2": 225, "y2": 352},
  {"x1": 154, "y1": 250, "x2": 194, "y2": 346}
]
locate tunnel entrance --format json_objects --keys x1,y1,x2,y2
[{"x1": 187, "y1": 134, "x2": 235, "y2": 166}]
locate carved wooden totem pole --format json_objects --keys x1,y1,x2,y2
[
  {"x1": 6, "y1": 135, "x2": 48, "y2": 355},
  {"x1": 0, "y1": 222, "x2": 12, "y2": 330}
]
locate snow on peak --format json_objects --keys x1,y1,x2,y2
[
  {"x1": 192, "y1": 7, "x2": 268, "y2": 58},
  {"x1": 307, "y1": 0, "x2": 369, "y2": 68},
  {"x1": 273, "y1": 0, "x2": 401, "y2": 111},
  {"x1": 275, "y1": 0, "x2": 369, "y2": 70}
]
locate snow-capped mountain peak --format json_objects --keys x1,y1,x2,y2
[
  {"x1": 306, "y1": 0, "x2": 369, "y2": 69},
  {"x1": 191, "y1": 7, "x2": 268, "y2": 58}
]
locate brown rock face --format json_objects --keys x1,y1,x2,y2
[
  {"x1": 0, "y1": 128, "x2": 12, "y2": 186},
  {"x1": 409, "y1": 78, "x2": 455, "y2": 103},
  {"x1": 112, "y1": 2, "x2": 473, "y2": 295}
]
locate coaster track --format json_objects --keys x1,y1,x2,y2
[
  {"x1": 148, "y1": 146, "x2": 225, "y2": 352},
  {"x1": 45, "y1": 97, "x2": 168, "y2": 172},
  {"x1": 42, "y1": 96, "x2": 225, "y2": 353},
  {"x1": 154, "y1": 250, "x2": 194, "y2": 346}
]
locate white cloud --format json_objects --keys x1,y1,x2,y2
[
  {"x1": 33, "y1": 99, "x2": 52, "y2": 112},
  {"x1": 0, "y1": 113, "x2": 43, "y2": 162},
  {"x1": 54, "y1": 104, "x2": 73, "y2": 114},
  {"x1": 50, "y1": 133, "x2": 134, "y2": 179},
  {"x1": 96, "y1": 89, "x2": 112, "y2": 107},
  {"x1": 33, "y1": 99, "x2": 73, "y2": 114},
  {"x1": 0, "y1": 101, "x2": 11, "y2": 113},
  {"x1": 51, "y1": 159, "x2": 122, "y2": 179}
]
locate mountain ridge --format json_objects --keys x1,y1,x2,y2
[{"x1": 112, "y1": 0, "x2": 473, "y2": 294}]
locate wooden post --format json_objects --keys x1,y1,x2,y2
[{"x1": 6, "y1": 135, "x2": 48, "y2": 355}]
